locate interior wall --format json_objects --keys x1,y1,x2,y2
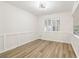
[
  {"x1": 38, "y1": 12, "x2": 73, "y2": 43},
  {"x1": 0, "y1": 2, "x2": 6, "y2": 52},
  {"x1": 0, "y1": 2, "x2": 38, "y2": 52},
  {"x1": 0, "y1": 2, "x2": 4, "y2": 34},
  {"x1": 3, "y1": 3, "x2": 38, "y2": 33},
  {"x1": 73, "y1": 5, "x2": 79, "y2": 33},
  {"x1": 71, "y1": 3, "x2": 79, "y2": 57}
]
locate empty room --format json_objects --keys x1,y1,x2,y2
[{"x1": 0, "y1": 0, "x2": 79, "y2": 58}]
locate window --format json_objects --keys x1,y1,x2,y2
[
  {"x1": 44, "y1": 17, "x2": 60, "y2": 32},
  {"x1": 74, "y1": 25, "x2": 79, "y2": 35}
]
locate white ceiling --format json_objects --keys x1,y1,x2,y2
[{"x1": 6, "y1": 1, "x2": 74, "y2": 16}]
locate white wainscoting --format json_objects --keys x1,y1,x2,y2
[
  {"x1": 71, "y1": 34, "x2": 79, "y2": 57},
  {"x1": 0, "y1": 32, "x2": 75, "y2": 54},
  {"x1": 0, "y1": 32, "x2": 39, "y2": 53},
  {"x1": 0, "y1": 34, "x2": 4, "y2": 52},
  {"x1": 39, "y1": 32, "x2": 72, "y2": 43}
]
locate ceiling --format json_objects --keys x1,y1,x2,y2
[{"x1": 6, "y1": 1, "x2": 74, "y2": 16}]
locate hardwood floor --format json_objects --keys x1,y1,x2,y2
[{"x1": 0, "y1": 39, "x2": 76, "y2": 58}]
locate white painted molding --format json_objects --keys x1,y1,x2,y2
[
  {"x1": 0, "y1": 32, "x2": 39, "y2": 53},
  {"x1": 0, "y1": 38, "x2": 37, "y2": 54},
  {"x1": 0, "y1": 32, "x2": 73, "y2": 53},
  {"x1": 71, "y1": 42, "x2": 78, "y2": 58}
]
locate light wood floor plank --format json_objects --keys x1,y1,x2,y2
[{"x1": 0, "y1": 39, "x2": 76, "y2": 58}]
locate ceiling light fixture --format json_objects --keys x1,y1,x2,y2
[{"x1": 39, "y1": 1, "x2": 46, "y2": 8}]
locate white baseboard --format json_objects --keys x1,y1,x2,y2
[
  {"x1": 71, "y1": 42, "x2": 78, "y2": 58},
  {"x1": 40, "y1": 38, "x2": 70, "y2": 44}
]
